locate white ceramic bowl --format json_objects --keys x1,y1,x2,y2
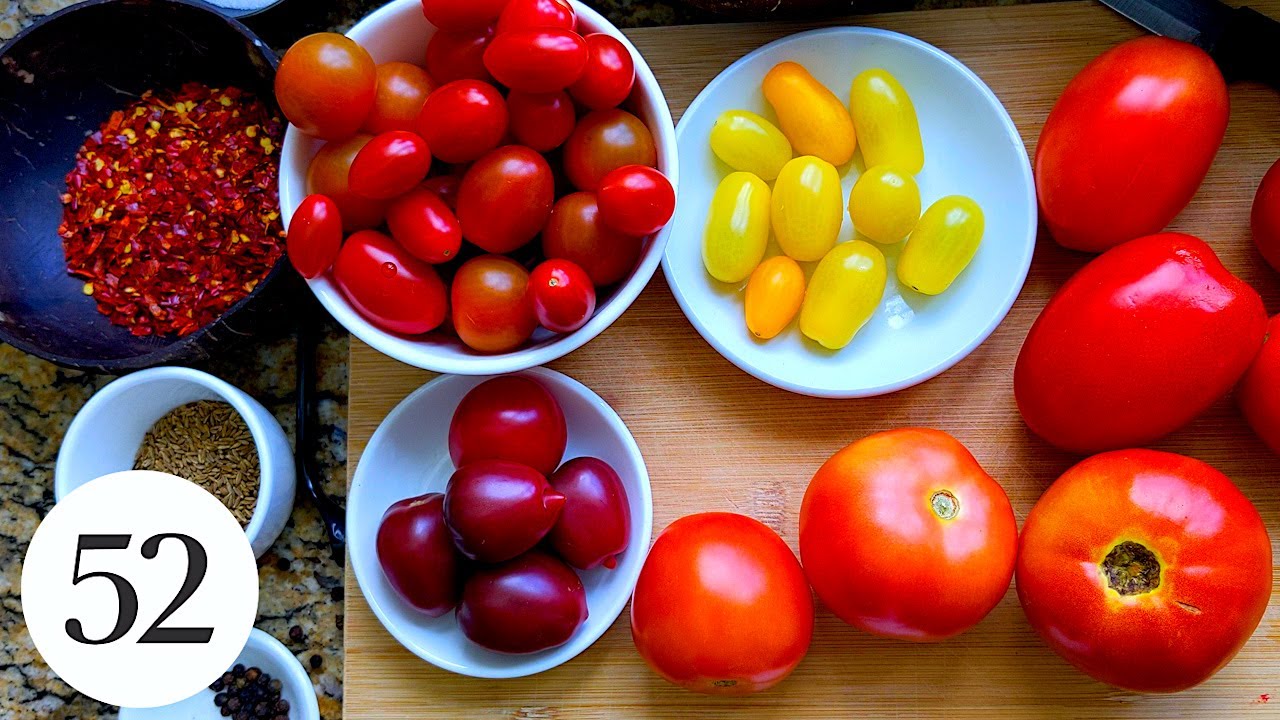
[
  {"x1": 279, "y1": 0, "x2": 678, "y2": 375},
  {"x1": 54, "y1": 366, "x2": 296, "y2": 558},
  {"x1": 663, "y1": 27, "x2": 1036, "y2": 398},
  {"x1": 118, "y1": 628, "x2": 321, "y2": 720},
  {"x1": 347, "y1": 367, "x2": 653, "y2": 678}
]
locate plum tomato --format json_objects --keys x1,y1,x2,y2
[
  {"x1": 376, "y1": 493, "x2": 462, "y2": 617},
  {"x1": 333, "y1": 230, "x2": 448, "y2": 335},
  {"x1": 308, "y1": 135, "x2": 392, "y2": 232},
  {"x1": 563, "y1": 108, "x2": 657, "y2": 191},
  {"x1": 425, "y1": 25, "x2": 496, "y2": 84},
  {"x1": 496, "y1": 0, "x2": 576, "y2": 33},
  {"x1": 506, "y1": 90, "x2": 576, "y2": 152},
  {"x1": 1239, "y1": 315, "x2": 1280, "y2": 455},
  {"x1": 386, "y1": 188, "x2": 462, "y2": 263},
  {"x1": 631, "y1": 512, "x2": 813, "y2": 695},
  {"x1": 597, "y1": 165, "x2": 674, "y2": 237},
  {"x1": 348, "y1": 130, "x2": 433, "y2": 200},
  {"x1": 275, "y1": 33, "x2": 376, "y2": 141},
  {"x1": 443, "y1": 460, "x2": 565, "y2": 563},
  {"x1": 568, "y1": 34, "x2": 635, "y2": 110},
  {"x1": 415, "y1": 79, "x2": 508, "y2": 164},
  {"x1": 364, "y1": 61, "x2": 437, "y2": 134},
  {"x1": 800, "y1": 429, "x2": 1018, "y2": 641},
  {"x1": 448, "y1": 374, "x2": 568, "y2": 475},
  {"x1": 1252, "y1": 157, "x2": 1280, "y2": 273},
  {"x1": 450, "y1": 255, "x2": 539, "y2": 352},
  {"x1": 421, "y1": 174, "x2": 461, "y2": 209},
  {"x1": 286, "y1": 194, "x2": 343, "y2": 279},
  {"x1": 530, "y1": 259, "x2": 596, "y2": 333},
  {"x1": 547, "y1": 457, "x2": 630, "y2": 570},
  {"x1": 483, "y1": 28, "x2": 588, "y2": 93},
  {"x1": 457, "y1": 146, "x2": 554, "y2": 254},
  {"x1": 458, "y1": 552, "x2": 587, "y2": 654},
  {"x1": 542, "y1": 191, "x2": 642, "y2": 286},
  {"x1": 421, "y1": 0, "x2": 509, "y2": 31}
]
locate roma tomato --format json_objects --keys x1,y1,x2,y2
[
  {"x1": 308, "y1": 135, "x2": 392, "y2": 232},
  {"x1": 449, "y1": 374, "x2": 568, "y2": 475},
  {"x1": 848, "y1": 68, "x2": 924, "y2": 175},
  {"x1": 744, "y1": 256, "x2": 804, "y2": 340},
  {"x1": 425, "y1": 25, "x2": 496, "y2": 84},
  {"x1": 443, "y1": 460, "x2": 564, "y2": 563},
  {"x1": 708, "y1": 110, "x2": 792, "y2": 181},
  {"x1": 364, "y1": 62, "x2": 437, "y2": 134},
  {"x1": 376, "y1": 493, "x2": 462, "y2": 617},
  {"x1": 530, "y1": 259, "x2": 596, "y2": 333},
  {"x1": 506, "y1": 90, "x2": 576, "y2": 152},
  {"x1": 415, "y1": 79, "x2": 508, "y2": 164},
  {"x1": 800, "y1": 429, "x2": 1018, "y2": 642},
  {"x1": 597, "y1": 165, "x2": 674, "y2": 237},
  {"x1": 386, "y1": 188, "x2": 462, "y2": 263},
  {"x1": 286, "y1": 194, "x2": 343, "y2": 279},
  {"x1": 542, "y1": 192, "x2": 642, "y2": 286},
  {"x1": 898, "y1": 195, "x2": 984, "y2": 295},
  {"x1": 275, "y1": 33, "x2": 376, "y2": 141},
  {"x1": 1017, "y1": 450, "x2": 1272, "y2": 692},
  {"x1": 457, "y1": 146, "x2": 555, "y2": 253},
  {"x1": 349, "y1": 130, "x2": 433, "y2": 199},
  {"x1": 630, "y1": 513, "x2": 813, "y2": 695},
  {"x1": 568, "y1": 34, "x2": 635, "y2": 110},
  {"x1": 496, "y1": 0, "x2": 575, "y2": 33},
  {"x1": 333, "y1": 230, "x2": 447, "y2": 335},
  {"x1": 1015, "y1": 233, "x2": 1267, "y2": 454},
  {"x1": 421, "y1": 0, "x2": 509, "y2": 31},
  {"x1": 1036, "y1": 37, "x2": 1228, "y2": 253},
  {"x1": 1239, "y1": 315, "x2": 1280, "y2": 456},
  {"x1": 483, "y1": 28, "x2": 588, "y2": 93},
  {"x1": 703, "y1": 172, "x2": 770, "y2": 284},
  {"x1": 1252, "y1": 157, "x2": 1280, "y2": 272},
  {"x1": 563, "y1": 109, "x2": 657, "y2": 191},
  {"x1": 772, "y1": 156, "x2": 842, "y2": 262},
  {"x1": 762, "y1": 61, "x2": 856, "y2": 167},
  {"x1": 547, "y1": 457, "x2": 631, "y2": 570},
  {"x1": 458, "y1": 552, "x2": 587, "y2": 654},
  {"x1": 450, "y1": 254, "x2": 538, "y2": 352},
  {"x1": 847, "y1": 165, "x2": 920, "y2": 245},
  {"x1": 799, "y1": 240, "x2": 886, "y2": 350}
]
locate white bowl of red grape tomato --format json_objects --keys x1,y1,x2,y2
[
  {"x1": 278, "y1": 0, "x2": 679, "y2": 375},
  {"x1": 347, "y1": 367, "x2": 653, "y2": 678}
]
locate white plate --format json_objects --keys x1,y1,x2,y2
[
  {"x1": 347, "y1": 368, "x2": 653, "y2": 678},
  {"x1": 662, "y1": 27, "x2": 1036, "y2": 398}
]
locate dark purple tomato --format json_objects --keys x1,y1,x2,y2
[
  {"x1": 548, "y1": 457, "x2": 631, "y2": 570},
  {"x1": 443, "y1": 460, "x2": 565, "y2": 563},
  {"x1": 457, "y1": 552, "x2": 588, "y2": 653},
  {"x1": 448, "y1": 375, "x2": 567, "y2": 475},
  {"x1": 376, "y1": 493, "x2": 463, "y2": 616}
]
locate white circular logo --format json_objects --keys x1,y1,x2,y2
[{"x1": 21, "y1": 471, "x2": 259, "y2": 708}]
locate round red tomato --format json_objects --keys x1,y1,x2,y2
[
  {"x1": 425, "y1": 25, "x2": 496, "y2": 84},
  {"x1": 386, "y1": 188, "x2": 462, "y2": 264},
  {"x1": 542, "y1": 192, "x2": 641, "y2": 286},
  {"x1": 457, "y1": 146, "x2": 554, "y2": 254},
  {"x1": 1239, "y1": 314, "x2": 1280, "y2": 456},
  {"x1": 630, "y1": 512, "x2": 813, "y2": 695},
  {"x1": 275, "y1": 33, "x2": 376, "y2": 141},
  {"x1": 563, "y1": 109, "x2": 656, "y2": 191},
  {"x1": 506, "y1": 90, "x2": 576, "y2": 152},
  {"x1": 307, "y1": 135, "x2": 392, "y2": 232},
  {"x1": 1017, "y1": 449, "x2": 1272, "y2": 692},
  {"x1": 448, "y1": 374, "x2": 567, "y2": 475},
  {"x1": 349, "y1": 130, "x2": 433, "y2": 200},
  {"x1": 333, "y1": 230, "x2": 447, "y2": 335},
  {"x1": 421, "y1": 0, "x2": 509, "y2": 31},
  {"x1": 568, "y1": 33, "x2": 635, "y2": 110},
  {"x1": 530, "y1": 259, "x2": 596, "y2": 333},
  {"x1": 450, "y1": 254, "x2": 538, "y2": 353},
  {"x1": 286, "y1": 194, "x2": 343, "y2": 279},
  {"x1": 799, "y1": 429, "x2": 1017, "y2": 642},
  {"x1": 496, "y1": 0, "x2": 575, "y2": 33},
  {"x1": 597, "y1": 165, "x2": 674, "y2": 236},
  {"x1": 364, "y1": 61, "x2": 437, "y2": 134},
  {"x1": 415, "y1": 79, "x2": 508, "y2": 164},
  {"x1": 1252, "y1": 157, "x2": 1280, "y2": 273},
  {"x1": 1036, "y1": 36, "x2": 1228, "y2": 253},
  {"x1": 483, "y1": 28, "x2": 588, "y2": 93}
]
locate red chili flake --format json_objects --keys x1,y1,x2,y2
[{"x1": 58, "y1": 83, "x2": 285, "y2": 337}]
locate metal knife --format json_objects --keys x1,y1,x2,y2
[{"x1": 1099, "y1": 0, "x2": 1280, "y2": 88}]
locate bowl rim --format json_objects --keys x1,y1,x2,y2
[
  {"x1": 660, "y1": 26, "x2": 1037, "y2": 399},
  {"x1": 347, "y1": 366, "x2": 655, "y2": 678}
]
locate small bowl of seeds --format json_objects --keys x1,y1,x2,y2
[{"x1": 54, "y1": 366, "x2": 296, "y2": 557}]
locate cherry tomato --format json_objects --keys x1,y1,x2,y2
[
  {"x1": 568, "y1": 33, "x2": 635, "y2": 110},
  {"x1": 762, "y1": 61, "x2": 856, "y2": 167},
  {"x1": 848, "y1": 68, "x2": 924, "y2": 175},
  {"x1": 448, "y1": 374, "x2": 568, "y2": 475},
  {"x1": 349, "y1": 130, "x2": 433, "y2": 200},
  {"x1": 563, "y1": 108, "x2": 656, "y2": 191},
  {"x1": 496, "y1": 0, "x2": 575, "y2": 33},
  {"x1": 364, "y1": 62, "x2": 437, "y2": 134},
  {"x1": 542, "y1": 192, "x2": 642, "y2": 286},
  {"x1": 631, "y1": 512, "x2": 813, "y2": 695},
  {"x1": 421, "y1": 0, "x2": 509, "y2": 31},
  {"x1": 898, "y1": 195, "x2": 984, "y2": 296},
  {"x1": 376, "y1": 493, "x2": 461, "y2": 617},
  {"x1": 483, "y1": 28, "x2": 588, "y2": 93},
  {"x1": 1239, "y1": 315, "x2": 1280, "y2": 455},
  {"x1": 450, "y1": 254, "x2": 538, "y2": 352},
  {"x1": 458, "y1": 552, "x2": 587, "y2": 654},
  {"x1": 307, "y1": 135, "x2": 392, "y2": 232},
  {"x1": 425, "y1": 25, "x2": 496, "y2": 84},
  {"x1": 703, "y1": 172, "x2": 770, "y2": 284},
  {"x1": 332, "y1": 230, "x2": 448, "y2": 335},
  {"x1": 421, "y1": 174, "x2": 461, "y2": 209},
  {"x1": 457, "y1": 146, "x2": 554, "y2": 254},
  {"x1": 1252, "y1": 157, "x2": 1280, "y2": 273},
  {"x1": 1017, "y1": 450, "x2": 1272, "y2": 692},
  {"x1": 547, "y1": 457, "x2": 630, "y2": 570},
  {"x1": 772, "y1": 155, "x2": 841, "y2": 262},
  {"x1": 530, "y1": 259, "x2": 596, "y2": 333},
  {"x1": 800, "y1": 240, "x2": 886, "y2": 350},
  {"x1": 275, "y1": 33, "x2": 376, "y2": 141},
  {"x1": 443, "y1": 460, "x2": 564, "y2": 563},
  {"x1": 386, "y1": 188, "x2": 462, "y2": 264},
  {"x1": 597, "y1": 165, "x2": 674, "y2": 237},
  {"x1": 506, "y1": 90, "x2": 576, "y2": 152},
  {"x1": 286, "y1": 194, "x2": 343, "y2": 279},
  {"x1": 744, "y1": 255, "x2": 803, "y2": 340},
  {"x1": 800, "y1": 429, "x2": 1018, "y2": 641},
  {"x1": 415, "y1": 79, "x2": 508, "y2": 164}
]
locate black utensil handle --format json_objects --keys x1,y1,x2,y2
[{"x1": 1219, "y1": 7, "x2": 1280, "y2": 89}]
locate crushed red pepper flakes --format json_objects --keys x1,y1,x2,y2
[{"x1": 58, "y1": 82, "x2": 285, "y2": 338}]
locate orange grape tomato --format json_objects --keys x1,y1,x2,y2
[
  {"x1": 745, "y1": 256, "x2": 804, "y2": 340},
  {"x1": 762, "y1": 61, "x2": 856, "y2": 166},
  {"x1": 364, "y1": 62, "x2": 438, "y2": 134}
]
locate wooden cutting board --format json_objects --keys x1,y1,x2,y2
[{"x1": 345, "y1": 2, "x2": 1280, "y2": 717}]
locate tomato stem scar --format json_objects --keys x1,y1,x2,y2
[
  {"x1": 1101, "y1": 540, "x2": 1161, "y2": 595},
  {"x1": 930, "y1": 490, "x2": 959, "y2": 520}
]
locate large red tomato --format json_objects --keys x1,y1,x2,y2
[
  {"x1": 1015, "y1": 233, "x2": 1266, "y2": 454},
  {"x1": 1035, "y1": 37, "x2": 1228, "y2": 253},
  {"x1": 799, "y1": 429, "x2": 1017, "y2": 642},
  {"x1": 630, "y1": 512, "x2": 813, "y2": 695},
  {"x1": 1017, "y1": 449, "x2": 1272, "y2": 692},
  {"x1": 1239, "y1": 315, "x2": 1280, "y2": 455},
  {"x1": 1252, "y1": 157, "x2": 1280, "y2": 272}
]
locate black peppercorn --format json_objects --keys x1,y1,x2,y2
[
  {"x1": 233, "y1": 664, "x2": 246, "y2": 674},
  {"x1": 208, "y1": 665, "x2": 289, "y2": 720},
  {"x1": 276, "y1": 699, "x2": 290, "y2": 713},
  {"x1": 288, "y1": 625, "x2": 304, "y2": 642},
  {"x1": 309, "y1": 654, "x2": 322, "y2": 669}
]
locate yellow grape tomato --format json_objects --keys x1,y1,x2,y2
[
  {"x1": 800, "y1": 240, "x2": 887, "y2": 350},
  {"x1": 703, "y1": 172, "x2": 771, "y2": 284},
  {"x1": 849, "y1": 68, "x2": 924, "y2": 175},
  {"x1": 745, "y1": 255, "x2": 805, "y2": 340},
  {"x1": 762, "y1": 62, "x2": 857, "y2": 167},
  {"x1": 898, "y1": 195, "x2": 985, "y2": 295},
  {"x1": 848, "y1": 165, "x2": 921, "y2": 244},
  {"x1": 772, "y1": 156, "x2": 843, "y2": 262},
  {"x1": 709, "y1": 110, "x2": 793, "y2": 181}
]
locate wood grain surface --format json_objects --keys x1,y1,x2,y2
[{"x1": 345, "y1": 2, "x2": 1280, "y2": 717}]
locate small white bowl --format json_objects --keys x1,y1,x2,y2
[
  {"x1": 118, "y1": 628, "x2": 321, "y2": 720},
  {"x1": 662, "y1": 27, "x2": 1036, "y2": 398},
  {"x1": 54, "y1": 366, "x2": 296, "y2": 558},
  {"x1": 279, "y1": 0, "x2": 678, "y2": 375},
  {"x1": 347, "y1": 367, "x2": 653, "y2": 678}
]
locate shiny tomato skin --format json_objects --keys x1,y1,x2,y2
[
  {"x1": 483, "y1": 28, "x2": 588, "y2": 93},
  {"x1": 307, "y1": 135, "x2": 392, "y2": 232},
  {"x1": 421, "y1": 0, "x2": 509, "y2": 31},
  {"x1": 1239, "y1": 315, "x2": 1280, "y2": 455},
  {"x1": 275, "y1": 33, "x2": 376, "y2": 141},
  {"x1": 496, "y1": 0, "x2": 575, "y2": 33},
  {"x1": 364, "y1": 62, "x2": 437, "y2": 134},
  {"x1": 1016, "y1": 449, "x2": 1272, "y2": 692},
  {"x1": 443, "y1": 460, "x2": 565, "y2": 563},
  {"x1": 530, "y1": 259, "x2": 596, "y2": 333},
  {"x1": 458, "y1": 552, "x2": 587, "y2": 654},
  {"x1": 1015, "y1": 233, "x2": 1267, "y2": 454},
  {"x1": 457, "y1": 146, "x2": 554, "y2": 254},
  {"x1": 386, "y1": 188, "x2": 462, "y2": 264},
  {"x1": 563, "y1": 108, "x2": 657, "y2": 191},
  {"x1": 800, "y1": 429, "x2": 1017, "y2": 642},
  {"x1": 421, "y1": 174, "x2": 461, "y2": 209},
  {"x1": 506, "y1": 90, "x2": 576, "y2": 152},
  {"x1": 376, "y1": 493, "x2": 462, "y2": 617},
  {"x1": 425, "y1": 25, "x2": 496, "y2": 84},
  {"x1": 547, "y1": 457, "x2": 630, "y2": 570},
  {"x1": 349, "y1": 130, "x2": 433, "y2": 200},
  {"x1": 541, "y1": 191, "x2": 641, "y2": 286},
  {"x1": 450, "y1": 254, "x2": 538, "y2": 352},
  {"x1": 1252, "y1": 158, "x2": 1280, "y2": 272},
  {"x1": 597, "y1": 165, "x2": 675, "y2": 236},
  {"x1": 568, "y1": 34, "x2": 635, "y2": 110},
  {"x1": 448, "y1": 374, "x2": 568, "y2": 476},
  {"x1": 1035, "y1": 37, "x2": 1228, "y2": 253},
  {"x1": 416, "y1": 80, "x2": 508, "y2": 164},
  {"x1": 286, "y1": 194, "x2": 343, "y2": 279},
  {"x1": 631, "y1": 512, "x2": 813, "y2": 695},
  {"x1": 333, "y1": 230, "x2": 447, "y2": 335}
]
